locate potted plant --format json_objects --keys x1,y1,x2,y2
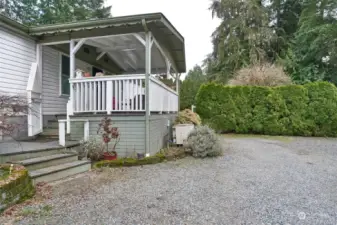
[
  {"x1": 83, "y1": 71, "x2": 91, "y2": 77},
  {"x1": 97, "y1": 117, "x2": 120, "y2": 160}
]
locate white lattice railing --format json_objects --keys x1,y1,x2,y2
[{"x1": 69, "y1": 74, "x2": 178, "y2": 114}]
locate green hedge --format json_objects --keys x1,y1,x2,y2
[{"x1": 196, "y1": 82, "x2": 337, "y2": 137}]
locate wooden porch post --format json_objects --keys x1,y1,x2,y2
[
  {"x1": 67, "y1": 39, "x2": 86, "y2": 134},
  {"x1": 176, "y1": 73, "x2": 180, "y2": 112},
  {"x1": 67, "y1": 40, "x2": 75, "y2": 134},
  {"x1": 145, "y1": 32, "x2": 152, "y2": 156}
]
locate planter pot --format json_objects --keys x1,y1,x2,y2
[
  {"x1": 84, "y1": 72, "x2": 91, "y2": 77},
  {"x1": 103, "y1": 152, "x2": 117, "y2": 161}
]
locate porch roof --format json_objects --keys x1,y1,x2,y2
[
  {"x1": 0, "y1": 13, "x2": 186, "y2": 73},
  {"x1": 30, "y1": 13, "x2": 186, "y2": 73}
]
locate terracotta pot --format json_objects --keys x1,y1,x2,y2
[
  {"x1": 84, "y1": 72, "x2": 91, "y2": 77},
  {"x1": 103, "y1": 152, "x2": 117, "y2": 161}
]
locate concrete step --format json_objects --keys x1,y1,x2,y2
[
  {"x1": 45, "y1": 120, "x2": 60, "y2": 129},
  {"x1": 0, "y1": 142, "x2": 80, "y2": 163},
  {"x1": 30, "y1": 160, "x2": 91, "y2": 184},
  {"x1": 10, "y1": 153, "x2": 78, "y2": 171},
  {"x1": 40, "y1": 128, "x2": 59, "y2": 137}
]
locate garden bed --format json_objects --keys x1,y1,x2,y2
[
  {"x1": 94, "y1": 147, "x2": 187, "y2": 168},
  {"x1": 0, "y1": 164, "x2": 35, "y2": 213}
]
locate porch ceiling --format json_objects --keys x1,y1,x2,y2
[
  {"x1": 28, "y1": 13, "x2": 186, "y2": 73},
  {"x1": 85, "y1": 33, "x2": 166, "y2": 74}
]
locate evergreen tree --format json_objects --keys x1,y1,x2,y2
[
  {"x1": 180, "y1": 65, "x2": 206, "y2": 110},
  {"x1": 1, "y1": 0, "x2": 112, "y2": 25},
  {"x1": 286, "y1": 0, "x2": 337, "y2": 84},
  {"x1": 208, "y1": 0, "x2": 276, "y2": 81}
]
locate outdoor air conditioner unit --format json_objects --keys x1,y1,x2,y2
[{"x1": 173, "y1": 124, "x2": 195, "y2": 145}]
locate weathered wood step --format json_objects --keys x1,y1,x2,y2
[
  {"x1": 10, "y1": 153, "x2": 78, "y2": 171},
  {"x1": 30, "y1": 160, "x2": 91, "y2": 184}
]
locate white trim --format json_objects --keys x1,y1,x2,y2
[
  {"x1": 72, "y1": 32, "x2": 145, "y2": 42},
  {"x1": 71, "y1": 38, "x2": 87, "y2": 55},
  {"x1": 132, "y1": 34, "x2": 146, "y2": 46},
  {"x1": 59, "y1": 53, "x2": 71, "y2": 96},
  {"x1": 152, "y1": 37, "x2": 178, "y2": 73},
  {"x1": 96, "y1": 52, "x2": 106, "y2": 61},
  {"x1": 41, "y1": 40, "x2": 70, "y2": 46}
]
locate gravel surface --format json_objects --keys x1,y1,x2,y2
[{"x1": 3, "y1": 136, "x2": 337, "y2": 225}]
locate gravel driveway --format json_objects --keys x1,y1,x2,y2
[{"x1": 3, "y1": 136, "x2": 337, "y2": 225}]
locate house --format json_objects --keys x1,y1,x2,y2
[{"x1": 0, "y1": 13, "x2": 186, "y2": 158}]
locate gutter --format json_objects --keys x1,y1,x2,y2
[{"x1": 0, "y1": 14, "x2": 33, "y2": 39}]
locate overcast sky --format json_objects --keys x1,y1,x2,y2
[{"x1": 106, "y1": 0, "x2": 220, "y2": 74}]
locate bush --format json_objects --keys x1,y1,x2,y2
[
  {"x1": 79, "y1": 136, "x2": 105, "y2": 161},
  {"x1": 175, "y1": 109, "x2": 201, "y2": 125},
  {"x1": 187, "y1": 126, "x2": 223, "y2": 158},
  {"x1": 196, "y1": 81, "x2": 337, "y2": 137},
  {"x1": 229, "y1": 64, "x2": 292, "y2": 86}
]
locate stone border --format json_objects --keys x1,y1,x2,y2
[{"x1": 0, "y1": 164, "x2": 35, "y2": 213}]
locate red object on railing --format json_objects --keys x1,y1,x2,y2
[{"x1": 112, "y1": 97, "x2": 116, "y2": 110}]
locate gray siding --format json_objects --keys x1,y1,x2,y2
[
  {"x1": 149, "y1": 114, "x2": 176, "y2": 155},
  {"x1": 69, "y1": 114, "x2": 176, "y2": 157},
  {"x1": 0, "y1": 27, "x2": 36, "y2": 94},
  {"x1": 42, "y1": 47, "x2": 93, "y2": 115},
  {"x1": 70, "y1": 116, "x2": 146, "y2": 158}
]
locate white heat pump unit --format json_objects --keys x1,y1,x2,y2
[{"x1": 173, "y1": 124, "x2": 195, "y2": 145}]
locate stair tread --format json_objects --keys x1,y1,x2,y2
[
  {"x1": 10, "y1": 153, "x2": 77, "y2": 165},
  {"x1": 30, "y1": 160, "x2": 90, "y2": 178}
]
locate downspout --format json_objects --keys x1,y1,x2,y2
[{"x1": 142, "y1": 19, "x2": 150, "y2": 156}]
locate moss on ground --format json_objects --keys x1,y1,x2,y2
[
  {"x1": 94, "y1": 147, "x2": 188, "y2": 168},
  {"x1": 0, "y1": 164, "x2": 35, "y2": 213}
]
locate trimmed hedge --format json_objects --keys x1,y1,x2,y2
[{"x1": 196, "y1": 82, "x2": 337, "y2": 137}]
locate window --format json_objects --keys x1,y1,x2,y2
[
  {"x1": 60, "y1": 55, "x2": 70, "y2": 95},
  {"x1": 92, "y1": 67, "x2": 103, "y2": 77}
]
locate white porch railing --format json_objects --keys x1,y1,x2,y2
[{"x1": 69, "y1": 74, "x2": 178, "y2": 114}]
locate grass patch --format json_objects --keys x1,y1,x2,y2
[{"x1": 223, "y1": 133, "x2": 294, "y2": 142}]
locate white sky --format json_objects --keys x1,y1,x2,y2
[{"x1": 105, "y1": 0, "x2": 220, "y2": 74}]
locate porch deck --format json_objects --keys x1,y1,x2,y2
[{"x1": 70, "y1": 74, "x2": 178, "y2": 115}]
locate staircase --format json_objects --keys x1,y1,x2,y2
[
  {"x1": 1, "y1": 117, "x2": 91, "y2": 185},
  {"x1": 4, "y1": 143, "x2": 90, "y2": 184},
  {"x1": 40, "y1": 117, "x2": 67, "y2": 140}
]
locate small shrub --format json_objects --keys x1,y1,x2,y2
[
  {"x1": 175, "y1": 109, "x2": 201, "y2": 125},
  {"x1": 79, "y1": 136, "x2": 105, "y2": 161},
  {"x1": 229, "y1": 64, "x2": 292, "y2": 86},
  {"x1": 187, "y1": 126, "x2": 223, "y2": 158}
]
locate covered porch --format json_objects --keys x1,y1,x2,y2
[{"x1": 28, "y1": 13, "x2": 186, "y2": 155}]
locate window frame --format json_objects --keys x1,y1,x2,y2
[{"x1": 59, "y1": 53, "x2": 71, "y2": 97}]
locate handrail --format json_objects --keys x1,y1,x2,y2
[
  {"x1": 149, "y1": 76, "x2": 178, "y2": 95},
  {"x1": 69, "y1": 74, "x2": 145, "y2": 83},
  {"x1": 70, "y1": 74, "x2": 178, "y2": 95}
]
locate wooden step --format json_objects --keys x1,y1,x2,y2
[
  {"x1": 30, "y1": 160, "x2": 91, "y2": 184},
  {"x1": 10, "y1": 153, "x2": 78, "y2": 171}
]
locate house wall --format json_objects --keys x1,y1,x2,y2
[
  {"x1": 69, "y1": 113, "x2": 176, "y2": 157},
  {"x1": 0, "y1": 27, "x2": 36, "y2": 95},
  {"x1": 0, "y1": 27, "x2": 36, "y2": 141},
  {"x1": 42, "y1": 47, "x2": 93, "y2": 115},
  {"x1": 149, "y1": 114, "x2": 176, "y2": 155}
]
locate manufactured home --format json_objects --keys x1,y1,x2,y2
[{"x1": 0, "y1": 13, "x2": 185, "y2": 158}]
